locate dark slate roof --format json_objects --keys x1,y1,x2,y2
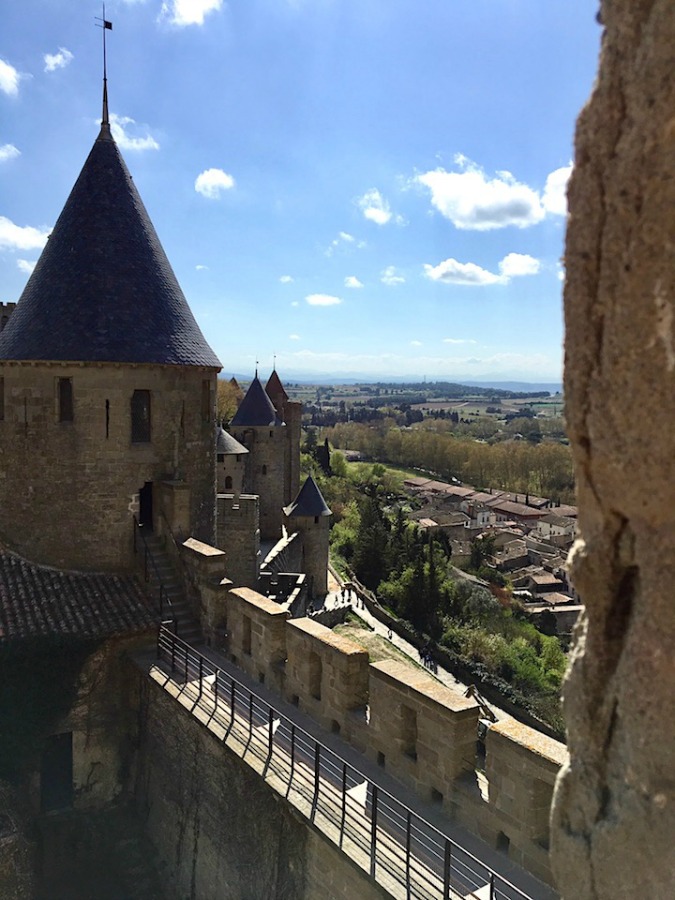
[
  {"x1": 216, "y1": 425, "x2": 248, "y2": 455},
  {"x1": 0, "y1": 128, "x2": 221, "y2": 368},
  {"x1": 284, "y1": 475, "x2": 332, "y2": 518},
  {"x1": 0, "y1": 550, "x2": 157, "y2": 643},
  {"x1": 230, "y1": 375, "x2": 283, "y2": 427},
  {"x1": 265, "y1": 369, "x2": 288, "y2": 404}
]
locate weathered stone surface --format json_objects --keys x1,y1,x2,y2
[{"x1": 551, "y1": 3, "x2": 675, "y2": 897}]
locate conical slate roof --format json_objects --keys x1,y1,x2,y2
[
  {"x1": 216, "y1": 425, "x2": 248, "y2": 455},
  {"x1": 265, "y1": 369, "x2": 288, "y2": 404},
  {"x1": 0, "y1": 127, "x2": 221, "y2": 367},
  {"x1": 284, "y1": 475, "x2": 332, "y2": 518},
  {"x1": 230, "y1": 375, "x2": 283, "y2": 427}
]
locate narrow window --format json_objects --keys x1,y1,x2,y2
[
  {"x1": 105, "y1": 399, "x2": 110, "y2": 438},
  {"x1": 201, "y1": 379, "x2": 212, "y2": 423},
  {"x1": 309, "y1": 651, "x2": 322, "y2": 700},
  {"x1": 58, "y1": 378, "x2": 73, "y2": 423},
  {"x1": 262, "y1": 465, "x2": 267, "y2": 475},
  {"x1": 225, "y1": 475, "x2": 233, "y2": 490},
  {"x1": 217, "y1": 453, "x2": 225, "y2": 463},
  {"x1": 0, "y1": 376, "x2": 4, "y2": 422},
  {"x1": 131, "y1": 390, "x2": 151, "y2": 443},
  {"x1": 242, "y1": 615, "x2": 252, "y2": 655}
]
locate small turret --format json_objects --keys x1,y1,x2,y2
[{"x1": 284, "y1": 475, "x2": 332, "y2": 597}]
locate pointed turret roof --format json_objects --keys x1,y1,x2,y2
[
  {"x1": 0, "y1": 126, "x2": 221, "y2": 367},
  {"x1": 265, "y1": 369, "x2": 289, "y2": 405},
  {"x1": 284, "y1": 475, "x2": 332, "y2": 518},
  {"x1": 216, "y1": 425, "x2": 248, "y2": 456},
  {"x1": 230, "y1": 375, "x2": 283, "y2": 427}
]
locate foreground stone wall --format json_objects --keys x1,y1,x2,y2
[
  {"x1": 551, "y1": 2, "x2": 675, "y2": 897},
  {"x1": 135, "y1": 674, "x2": 388, "y2": 900}
]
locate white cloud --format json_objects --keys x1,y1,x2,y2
[
  {"x1": 416, "y1": 156, "x2": 545, "y2": 231},
  {"x1": 424, "y1": 252, "x2": 541, "y2": 286},
  {"x1": 291, "y1": 300, "x2": 300, "y2": 307},
  {"x1": 306, "y1": 293, "x2": 342, "y2": 306},
  {"x1": 410, "y1": 340, "x2": 423, "y2": 347},
  {"x1": 498, "y1": 252, "x2": 540, "y2": 278},
  {"x1": 279, "y1": 274, "x2": 294, "y2": 284},
  {"x1": 0, "y1": 216, "x2": 50, "y2": 251},
  {"x1": 195, "y1": 264, "x2": 208, "y2": 270},
  {"x1": 0, "y1": 58, "x2": 20, "y2": 97},
  {"x1": 357, "y1": 188, "x2": 393, "y2": 225},
  {"x1": 344, "y1": 276, "x2": 363, "y2": 289},
  {"x1": 17, "y1": 259, "x2": 37, "y2": 275},
  {"x1": 109, "y1": 114, "x2": 159, "y2": 151},
  {"x1": 194, "y1": 167, "x2": 235, "y2": 198},
  {"x1": 161, "y1": 0, "x2": 223, "y2": 26},
  {"x1": 443, "y1": 338, "x2": 477, "y2": 344},
  {"x1": 557, "y1": 262, "x2": 565, "y2": 282},
  {"x1": 289, "y1": 334, "x2": 300, "y2": 340},
  {"x1": 542, "y1": 164, "x2": 572, "y2": 216},
  {"x1": 44, "y1": 48, "x2": 73, "y2": 73},
  {"x1": 381, "y1": 265, "x2": 405, "y2": 286},
  {"x1": 0, "y1": 144, "x2": 20, "y2": 163},
  {"x1": 424, "y1": 258, "x2": 502, "y2": 286},
  {"x1": 327, "y1": 231, "x2": 362, "y2": 256}
]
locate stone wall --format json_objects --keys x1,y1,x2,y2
[
  {"x1": 367, "y1": 659, "x2": 479, "y2": 800},
  {"x1": 550, "y1": 3, "x2": 675, "y2": 898},
  {"x1": 135, "y1": 674, "x2": 388, "y2": 900},
  {"x1": 0, "y1": 362, "x2": 218, "y2": 571},
  {"x1": 215, "y1": 591, "x2": 566, "y2": 885},
  {"x1": 215, "y1": 493, "x2": 260, "y2": 589}
]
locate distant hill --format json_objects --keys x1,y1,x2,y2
[{"x1": 462, "y1": 381, "x2": 563, "y2": 394}]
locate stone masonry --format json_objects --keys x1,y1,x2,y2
[{"x1": 550, "y1": 2, "x2": 675, "y2": 897}]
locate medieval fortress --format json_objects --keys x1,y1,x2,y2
[{"x1": 0, "y1": 92, "x2": 571, "y2": 899}]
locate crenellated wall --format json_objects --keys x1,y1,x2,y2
[{"x1": 218, "y1": 587, "x2": 566, "y2": 885}]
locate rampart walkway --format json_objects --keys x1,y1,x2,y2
[{"x1": 143, "y1": 626, "x2": 557, "y2": 900}]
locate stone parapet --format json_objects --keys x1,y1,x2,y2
[{"x1": 227, "y1": 587, "x2": 289, "y2": 690}]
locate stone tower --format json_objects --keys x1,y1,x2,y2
[
  {"x1": 0, "y1": 104, "x2": 221, "y2": 571},
  {"x1": 265, "y1": 369, "x2": 302, "y2": 506},
  {"x1": 283, "y1": 475, "x2": 332, "y2": 596},
  {"x1": 228, "y1": 375, "x2": 286, "y2": 540},
  {"x1": 216, "y1": 426, "x2": 248, "y2": 497}
]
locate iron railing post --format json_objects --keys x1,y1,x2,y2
[
  {"x1": 198, "y1": 656, "x2": 203, "y2": 699},
  {"x1": 268, "y1": 708, "x2": 274, "y2": 759},
  {"x1": 406, "y1": 811, "x2": 412, "y2": 900},
  {"x1": 341, "y1": 763, "x2": 347, "y2": 837},
  {"x1": 314, "y1": 743, "x2": 320, "y2": 804},
  {"x1": 443, "y1": 838, "x2": 452, "y2": 899},
  {"x1": 248, "y1": 694, "x2": 254, "y2": 739},
  {"x1": 230, "y1": 678, "x2": 236, "y2": 726},
  {"x1": 490, "y1": 873, "x2": 495, "y2": 899},
  {"x1": 290, "y1": 725, "x2": 296, "y2": 775},
  {"x1": 370, "y1": 785, "x2": 378, "y2": 878}
]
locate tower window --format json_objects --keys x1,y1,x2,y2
[
  {"x1": 262, "y1": 465, "x2": 267, "y2": 475},
  {"x1": 131, "y1": 390, "x2": 151, "y2": 443},
  {"x1": 58, "y1": 378, "x2": 73, "y2": 423},
  {"x1": 217, "y1": 453, "x2": 225, "y2": 463},
  {"x1": 225, "y1": 475, "x2": 233, "y2": 490}
]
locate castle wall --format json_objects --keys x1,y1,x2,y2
[
  {"x1": 0, "y1": 362, "x2": 218, "y2": 571},
  {"x1": 215, "y1": 493, "x2": 260, "y2": 588},
  {"x1": 227, "y1": 586, "x2": 288, "y2": 691},
  {"x1": 135, "y1": 673, "x2": 389, "y2": 900},
  {"x1": 283, "y1": 400, "x2": 302, "y2": 504},
  {"x1": 367, "y1": 659, "x2": 479, "y2": 800},
  {"x1": 284, "y1": 618, "x2": 370, "y2": 740},
  {"x1": 197, "y1": 593, "x2": 566, "y2": 887}
]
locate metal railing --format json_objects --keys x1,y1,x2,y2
[
  {"x1": 156, "y1": 625, "x2": 538, "y2": 900},
  {"x1": 133, "y1": 516, "x2": 173, "y2": 620}
]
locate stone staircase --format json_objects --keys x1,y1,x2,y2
[{"x1": 136, "y1": 529, "x2": 203, "y2": 645}]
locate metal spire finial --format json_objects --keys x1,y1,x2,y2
[{"x1": 95, "y1": 5, "x2": 113, "y2": 138}]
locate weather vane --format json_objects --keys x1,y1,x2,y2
[{"x1": 95, "y1": 4, "x2": 113, "y2": 128}]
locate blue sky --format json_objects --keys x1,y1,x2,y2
[{"x1": 0, "y1": 1, "x2": 600, "y2": 382}]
